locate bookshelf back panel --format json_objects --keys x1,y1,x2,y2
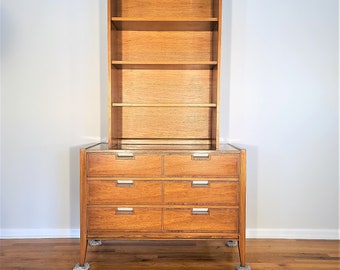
[
  {"x1": 111, "y1": 69, "x2": 215, "y2": 104},
  {"x1": 112, "y1": 31, "x2": 215, "y2": 62},
  {"x1": 111, "y1": 0, "x2": 218, "y2": 18},
  {"x1": 110, "y1": 107, "x2": 215, "y2": 139}
]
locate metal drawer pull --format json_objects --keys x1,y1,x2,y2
[
  {"x1": 117, "y1": 180, "x2": 134, "y2": 186},
  {"x1": 192, "y1": 153, "x2": 210, "y2": 159},
  {"x1": 117, "y1": 152, "x2": 134, "y2": 158},
  {"x1": 192, "y1": 208, "x2": 209, "y2": 215},
  {"x1": 192, "y1": 180, "x2": 209, "y2": 187},
  {"x1": 117, "y1": 207, "x2": 134, "y2": 214}
]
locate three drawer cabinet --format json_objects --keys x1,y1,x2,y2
[{"x1": 77, "y1": 143, "x2": 248, "y2": 269}]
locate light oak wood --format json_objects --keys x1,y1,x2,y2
[
  {"x1": 87, "y1": 153, "x2": 162, "y2": 177},
  {"x1": 88, "y1": 181, "x2": 163, "y2": 204},
  {"x1": 108, "y1": 0, "x2": 221, "y2": 149},
  {"x1": 1, "y1": 239, "x2": 338, "y2": 269},
  {"x1": 79, "y1": 144, "x2": 247, "y2": 268},
  {"x1": 163, "y1": 208, "x2": 239, "y2": 232},
  {"x1": 163, "y1": 181, "x2": 239, "y2": 205},
  {"x1": 80, "y1": 0, "x2": 250, "y2": 268},
  {"x1": 116, "y1": 107, "x2": 213, "y2": 139},
  {"x1": 112, "y1": 69, "x2": 215, "y2": 104},
  {"x1": 163, "y1": 154, "x2": 239, "y2": 177},
  {"x1": 111, "y1": 0, "x2": 218, "y2": 18},
  {"x1": 111, "y1": 19, "x2": 218, "y2": 31},
  {"x1": 88, "y1": 207, "x2": 163, "y2": 231}
]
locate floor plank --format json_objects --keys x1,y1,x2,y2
[{"x1": 0, "y1": 239, "x2": 339, "y2": 269}]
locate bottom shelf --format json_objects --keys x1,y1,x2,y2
[{"x1": 110, "y1": 139, "x2": 217, "y2": 150}]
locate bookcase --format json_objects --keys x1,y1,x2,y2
[
  {"x1": 108, "y1": 0, "x2": 221, "y2": 150},
  {"x1": 75, "y1": 1, "x2": 250, "y2": 270}
]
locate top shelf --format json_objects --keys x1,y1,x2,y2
[
  {"x1": 110, "y1": 0, "x2": 220, "y2": 19},
  {"x1": 111, "y1": 17, "x2": 218, "y2": 31}
]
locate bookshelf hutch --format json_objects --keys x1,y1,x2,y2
[{"x1": 75, "y1": 0, "x2": 249, "y2": 269}]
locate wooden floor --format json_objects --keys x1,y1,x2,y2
[{"x1": 0, "y1": 238, "x2": 339, "y2": 269}]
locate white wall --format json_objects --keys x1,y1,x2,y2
[
  {"x1": 225, "y1": 0, "x2": 339, "y2": 238},
  {"x1": 1, "y1": 0, "x2": 107, "y2": 237},
  {"x1": 0, "y1": 0, "x2": 338, "y2": 239}
]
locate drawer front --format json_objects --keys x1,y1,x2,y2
[
  {"x1": 87, "y1": 153, "x2": 162, "y2": 176},
  {"x1": 163, "y1": 154, "x2": 239, "y2": 177},
  {"x1": 88, "y1": 207, "x2": 162, "y2": 231},
  {"x1": 88, "y1": 181, "x2": 162, "y2": 204},
  {"x1": 164, "y1": 208, "x2": 238, "y2": 232},
  {"x1": 164, "y1": 181, "x2": 239, "y2": 205}
]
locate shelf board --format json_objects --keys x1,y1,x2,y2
[
  {"x1": 111, "y1": 61, "x2": 217, "y2": 69},
  {"x1": 112, "y1": 103, "x2": 217, "y2": 107},
  {"x1": 111, "y1": 17, "x2": 218, "y2": 31}
]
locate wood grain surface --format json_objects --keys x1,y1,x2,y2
[{"x1": 0, "y1": 238, "x2": 338, "y2": 269}]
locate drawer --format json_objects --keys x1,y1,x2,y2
[
  {"x1": 87, "y1": 153, "x2": 162, "y2": 177},
  {"x1": 88, "y1": 180, "x2": 162, "y2": 204},
  {"x1": 164, "y1": 208, "x2": 238, "y2": 232},
  {"x1": 88, "y1": 181, "x2": 162, "y2": 204},
  {"x1": 87, "y1": 207, "x2": 162, "y2": 231},
  {"x1": 163, "y1": 154, "x2": 239, "y2": 177},
  {"x1": 164, "y1": 181, "x2": 239, "y2": 205}
]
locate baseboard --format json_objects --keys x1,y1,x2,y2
[
  {"x1": 0, "y1": 229, "x2": 80, "y2": 239},
  {"x1": 246, "y1": 228, "x2": 339, "y2": 240},
  {"x1": 1, "y1": 228, "x2": 338, "y2": 240}
]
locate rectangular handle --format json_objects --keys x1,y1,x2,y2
[
  {"x1": 116, "y1": 152, "x2": 134, "y2": 159},
  {"x1": 192, "y1": 180, "x2": 209, "y2": 187},
  {"x1": 192, "y1": 153, "x2": 210, "y2": 160},
  {"x1": 117, "y1": 207, "x2": 134, "y2": 214},
  {"x1": 117, "y1": 180, "x2": 134, "y2": 187},
  {"x1": 192, "y1": 208, "x2": 209, "y2": 215}
]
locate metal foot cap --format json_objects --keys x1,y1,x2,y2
[
  {"x1": 89, "y1": 240, "x2": 102, "y2": 246},
  {"x1": 73, "y1": 262, "x2": 90, "y2": 270},
  {"x1": 236, "y1": 264, "x2": 251, "y2": 270},
  {"x1": 226, "y1": 240, "x2": 238, "y2": 247}
]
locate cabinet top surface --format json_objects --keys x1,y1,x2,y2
[{"x1": 82, "y1": 143, "x2": 243, "y2": 153}]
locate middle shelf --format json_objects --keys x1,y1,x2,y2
[
  {"x1": 111, "y1": 17, "x2": 218, "y2": 31},
  {"x1": 111, "y1": 103, "x2": 217, "y2": 107}
]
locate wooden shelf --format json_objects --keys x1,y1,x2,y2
[
  {"x1": 111, "y1": 17, "x2": 218, "y2": 31},
  {"x1": 111, "y1": 61, "x2": 218, "y2": 69},
  {"x1": 112, "y1": 103, "x2": 217, "y2": 107},
  {"x1": 112, "y1": 17, "x2": 218, "y2": 21}
]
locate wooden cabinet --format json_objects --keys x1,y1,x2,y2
[
  {"x1": 78, "y1": 145, "x2": 248, "y2": 269},
  {"x1": 76, "y1": 0, "x2": 249, "y2": 269}
]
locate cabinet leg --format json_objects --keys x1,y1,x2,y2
[
  {"x1": 237, "y1": 238, "x2": 251, "y2": 270},
  {"x1": 77, "y1": 238, "x2": 89, "y2": 269},
  {"x1": 238, "y1": 238, "x2": 245, "y2": 266}
]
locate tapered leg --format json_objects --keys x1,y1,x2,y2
[
  {"x1": 73, "y1": 237, "x2": 89, "y2": 270},
  {"x1": 80, "y1": 238, "x2": 88, "y2": 266}
]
